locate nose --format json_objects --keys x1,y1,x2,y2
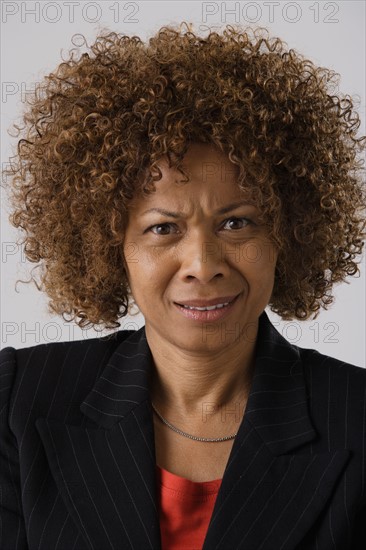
[{"x1": 177, "y1": 232, "x2": 231, "y2": 283}]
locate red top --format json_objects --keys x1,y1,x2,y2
[{"x1": 156, "y1": 464, "x2": 222, "y2": 550}]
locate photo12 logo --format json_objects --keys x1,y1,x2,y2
[
  {"x1": 201, "y1": 2, "x2": 340, "y2": 24},
  {"x1": 1, "y1": 1, "x2": 140, "y2": 24},
  {"x1": 1, "y1": 320, "x2": 140, "y2": 345}
]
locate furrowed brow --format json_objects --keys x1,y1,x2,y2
[{"x1": 141, "y1": 201, "x2": 252, "y2": 218}]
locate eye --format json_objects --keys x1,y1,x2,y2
[
  {"x1": 144, "y1": 217, "x2": 252, "y2": 236},
  {"x1": 145, "y1": 223, "x2": 178, "y2": 235},
  {"x1": 221, "y1": 217, "x2": 252, "y2": 230}
]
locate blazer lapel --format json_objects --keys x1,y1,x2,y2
[
  {"x1": 36, "y1": 327, "x2": 162, "y2": 550},
  {"x1": 202, "y1": 314, "x2": 351, "y2": 550},
  {"x1": 35, "y1": 313, "x2": 351, "y2": 550}
]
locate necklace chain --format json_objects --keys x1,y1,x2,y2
[{"x1": 151, "y1": 401, "x2": 238, "y2": 442}]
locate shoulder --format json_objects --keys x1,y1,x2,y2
[
  {"x1": 297, "y1": 345, "x2": 366, "y2": 387},
  {"x1": 297, "y1": 345, "x2": 366, "y2": 404},
  {"x1": 296, "y1": 346, "x2": 366, "y2": 436},
  {"x1": 0, "y1": 330, "x2": 136, "y2": 425},
  {"x1": 0, "y1": 328, "x2": 135, "y2": 372},
  {"x1": 0, "y1": 328, "x2": 136, "y2": 386}
]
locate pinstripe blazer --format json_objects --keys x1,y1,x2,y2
[{"x1": 0, "y1": 311, "x2": 365, "y2": 550}]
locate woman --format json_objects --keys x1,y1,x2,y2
[{"x1": 1, "y1": 22, "x2": 365, "y2": 550}]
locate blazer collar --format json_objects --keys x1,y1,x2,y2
[
  {"x1": 79, "y1": 323, "x2": 153, "y2": 428},
  {"x1": 80, "y1": 310, "x2": 315, "y2": 456}
]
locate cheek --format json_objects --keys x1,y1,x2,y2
[
  {"x1": 241, "y1": 245, "x2": 277, "y2": 287},
  {"x1": 126, "y1": 255, "x2": 168, "y2": 296}
]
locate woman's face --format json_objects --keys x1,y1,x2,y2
[{"x1": 123, "y1": 143, "x2": 278, "y2": 352}]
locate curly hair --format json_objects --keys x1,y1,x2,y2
[{"x1": 3, "y1": 21, "x2": 366, "y2": 330}]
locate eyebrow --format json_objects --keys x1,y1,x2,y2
[{"x1": 141, "y1": 201, "x2": 253, "y2": 218}]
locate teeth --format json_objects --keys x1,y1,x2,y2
[{"x1": 182, "y1": 302, "x2": 230, "y2": 311}]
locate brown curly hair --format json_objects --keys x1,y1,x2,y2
[{"x1": 3, "y1": 21, "x2": 366, "y2": 330}]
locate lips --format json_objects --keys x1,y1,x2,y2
[
  {"x1": 174, "y1": 294, "x2": 240, "y2": 308},
  {"x1": 174, "y1": 294, "x2": 240, "y2": 322}
]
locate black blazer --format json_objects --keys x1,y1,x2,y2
[{"x1": 1, "y1": 311, "x2": 365, "y2": 550}]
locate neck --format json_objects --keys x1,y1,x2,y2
[{"x1": 146, "y1": 321, "x2": 257, "y2": 421}]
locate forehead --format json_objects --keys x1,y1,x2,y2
[
  {"x1": 130, "y1": 143, "x2": 250, "y2": 211},
  {"x1": 159, "y1": 143, "x2": 239, "y2": 182}
]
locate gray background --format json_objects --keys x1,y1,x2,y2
[{"x1": 1, "y1": 1, "x2": 365, "y2": 367}]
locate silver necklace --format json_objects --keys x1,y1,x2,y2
[{"x1": 151, "y1": 401, "x2": 238, "y2": 442}]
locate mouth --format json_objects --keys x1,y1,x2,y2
[
  {"x1": 173, "y1": 293, "x2": 241, "y2": 322},
  {"x1": 174, "y1": 294, "x2": 240, "y2": 309}
]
